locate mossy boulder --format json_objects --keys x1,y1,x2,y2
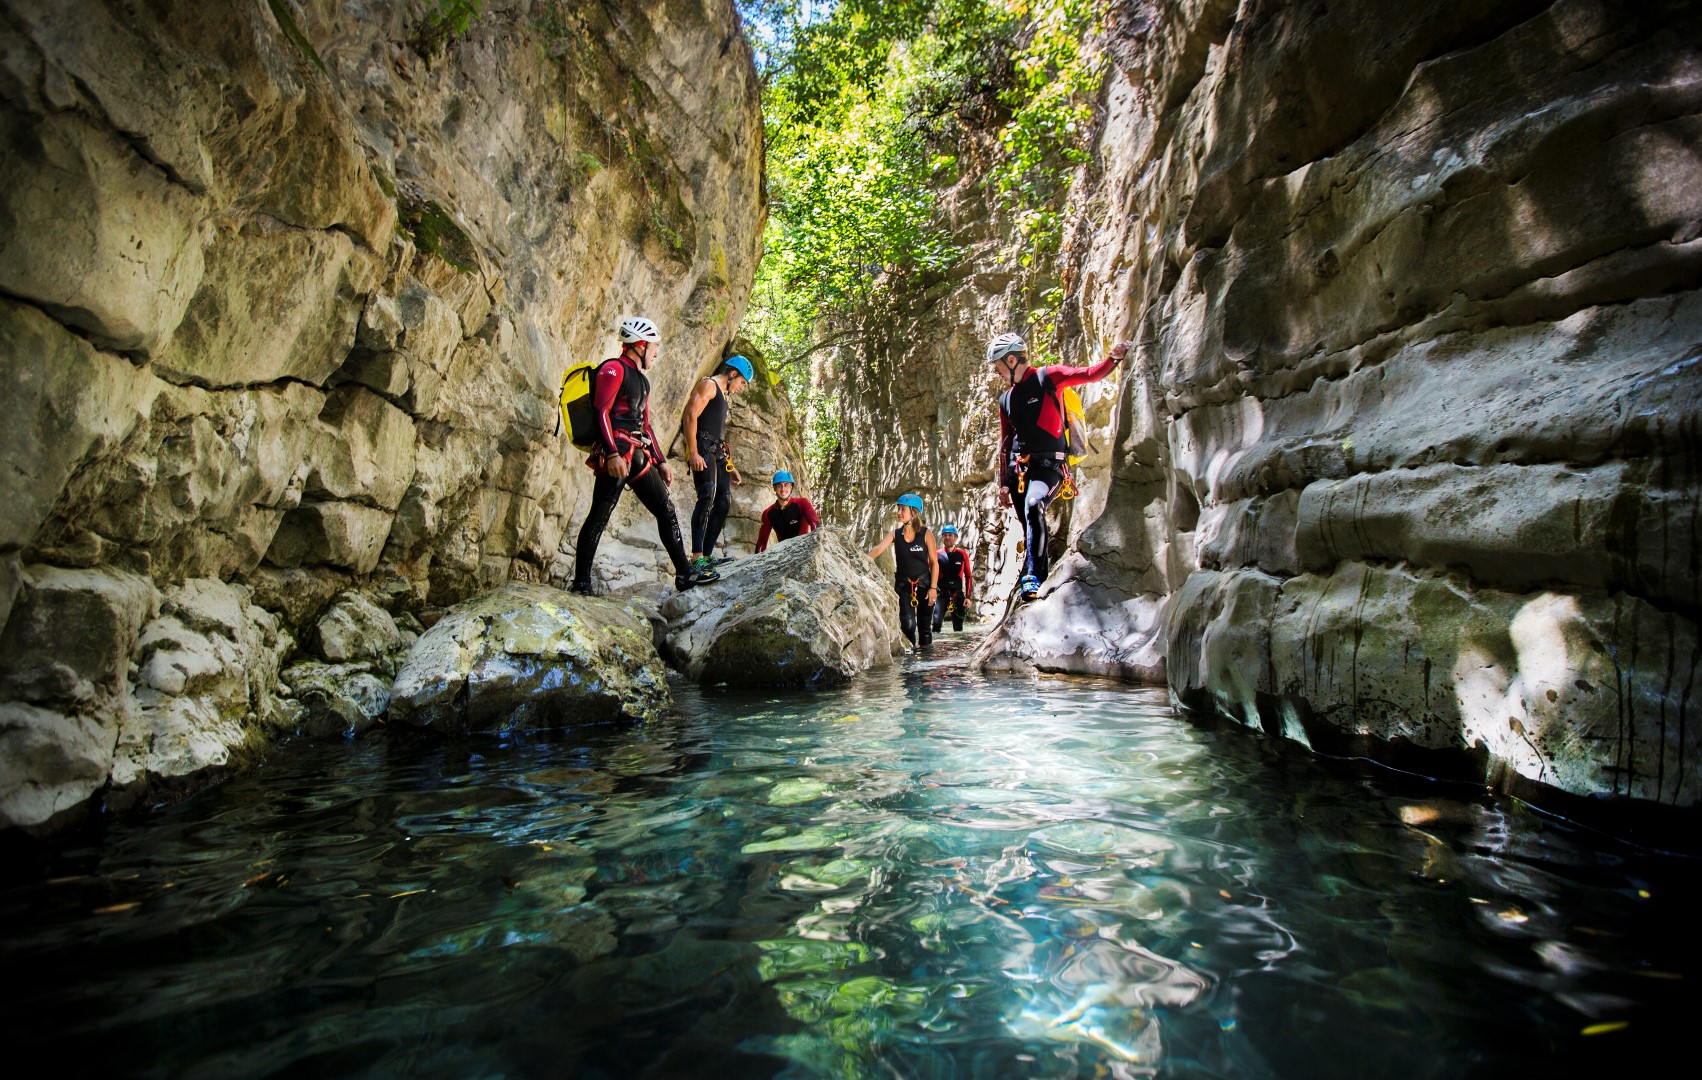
[
  {"x1": 388, "y1": 583, "x2": 669, "y2": 733},
  {"x1": 658, "y1": 529, "x2": 899, "y2": 687}
]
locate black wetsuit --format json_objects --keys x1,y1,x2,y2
[
  {"x1": 690, "y1": 380, "x2": 732, "y2": 558},
  {"x1": 933, "y1": 547, "x2": 971, "y2": 632},
  {"x1": 573, "y1": 357, "x2": 691, "y2": 588},
  {"x1": 998, "y1": 356, "x2": 1115, "y2": 586},
  {"x1": 892, "y1": 525, "x2": 934, "y2": 648}
]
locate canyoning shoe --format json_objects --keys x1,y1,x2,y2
[
  {"x1": 676, "y1": 567, "x2": 720, "y2": 591},
  {"x1": 1018, "y1": 575, "x2": 1041, "y2": 602},
  {"x1": 569, "y1": 580, "x2": 596, "y2": 596},
  {"x1": 711, "y1": 554, "x2": 736, "y2": 565},
  {"x1": 690, "y1": 555, "x2": 712, "y2": 575}
]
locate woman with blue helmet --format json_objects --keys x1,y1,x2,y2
[
  {"x1": 755, "y1": 469, "x2": 819, "y2": 552},
  {"x1": 867, "y1": 493, "x2": 939, "y2": 649},
  {"x1": 679, "y1": 354, "x2": 753, "y2": 574}
]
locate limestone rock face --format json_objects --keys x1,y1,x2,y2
[
  {"x1": 658, "y1": 530, "x2": 900, "y2": 686},
  {"x1": 389, "y1": 584, "x2": 669, "y2": 733},
  {"x1": 0, "y1": 566, "x2": 157, "y2": 830},
  {"x1": 0, "y1": 0, "x2": 768, "y2": 826},
  {"x1": 112, "y1": 579, "x2": 296, "y2": 805},
  {"x1": 1039, "y1": 0, "x2": 1701, "y2": 806}
]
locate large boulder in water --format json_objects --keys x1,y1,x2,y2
[
  {"x1": 658, "y1": 529, "x2": 900, "y2": 686},
  {"x1": 388, "y1": 584, "x2": 669, "y2": 733}
]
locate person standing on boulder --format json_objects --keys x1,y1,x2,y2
[
  {"x1": 932, "y1": 524, "x2": 973, "y2": 633},
  {"x1": 988, "y1": 332, "x2": 1128, "y2": 603},
  {"x1": 680, "y1": 355, "x2": 753, "y2": 576},
  {"x1": 866, "y1": 493, "x2": 938, "y2": 650},
  {"x1": 755, "y1": 470, "x2": 818, "y2": 553},
  {"x1": 572, "y1": 316, "x2": 719, "y2": 595}
]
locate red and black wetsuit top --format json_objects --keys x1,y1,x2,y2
[
  {"x1": 591, "y1": 355, "x2": 659, "y2": 455},
  {"x1": 937, "y1": 547, "x2": 972, "y2": 595},
  {"x1": 997, "y1": 355, "x2": 1117, "y2": 484},
  {"x1": 755, "y1": 497, "x2": 818, "y2": 552}
]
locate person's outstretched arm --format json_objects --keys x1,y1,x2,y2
[
  {"x1": 798, "y1": 499, "x2": 819, "y2": 534},
  {"x1": 755, "y1": 509, "x2": 773, "y2": 553},
  {"x1": 868, "y1": 530, "x2": 895, "y2": 560},
  {"x1": 1044, "y1": 341, "x2": 1130, "y2": 390}
]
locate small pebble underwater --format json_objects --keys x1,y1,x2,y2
[{"x1": 1, "y1": 631, "x2": 1695, "y2": 1078}]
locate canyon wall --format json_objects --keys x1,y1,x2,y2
[
  {"x1": 0, "y1": 0, "x2": 780, "y2": 830},
  {"x1": 1051, "y1": 0, "x2": 1701, "y2": 807},
  {"x1": 822, "y1": 0, "x2": 1700, "y2": 808}
]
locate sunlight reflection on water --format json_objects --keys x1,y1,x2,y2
[{"x1": 0, "y1": 631, "x2": 1694, "y2": 1078}]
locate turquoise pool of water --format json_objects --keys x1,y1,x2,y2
[{"x1": 1, "y1": 631, "x2": 1694, "y2": 1077}]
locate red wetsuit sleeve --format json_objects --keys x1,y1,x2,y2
[
  {"x1": 798, "y1": 499, "x2": 818, "y2": 533},
  {"x1": 756, "y1": 508, "x2": 773, "y2": 553},
  {"x1": 961, "y1": 552, "x2": 974, "y2": 596},
  {"x1": 1042, "y1": 353, "x2": 1119, "y2": 390},
  {"x1": 592, "y1": 360, "x2": 625, "y2": 454}
]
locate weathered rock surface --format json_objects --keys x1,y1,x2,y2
[
  {"x1": 0, "y1": 0, "x2": 772, "y2": 826},
  {"x1": 813, "y1": 0, "x2": 1699, "y2": 809},
  {"x1": 389, "y1": 583, "x2": 669, "y2": 733},
  {"x1": 1054, "y1": 0, "x2": 1701, "y2": 806},
  {"x1": 658, "y1": 530, "x2": 900, "y2": 686}
]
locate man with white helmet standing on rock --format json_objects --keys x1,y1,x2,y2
[
  {"x1": 572, "y1": 316, "x2": 719, "y2": 594},
  {"x1": 988, "y1": 331, "x2": 1129, "y2": 602}
]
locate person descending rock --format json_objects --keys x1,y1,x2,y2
[
  {"x1": 755, "y1": 470, "x2": 819, "y2": 553},
  {"x1": 867, "y1": 493, "x2": 938, "y2": 650},
  {"x1": 572, "y1": 316, "x2": 718, "y2": 594},
  {"x1": 681, "y1": 355, "x2": 752, "y2": 575},
  {"x1": 989, "y1": 331, "x2": 1129, "y2": 602},
  {"x1": 932, "y1": 524, "x2": 974, "y2": 633}
]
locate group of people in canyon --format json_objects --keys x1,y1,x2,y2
[{"x1": 567, "y1": 315, "x2": 1128, "y2": 651}]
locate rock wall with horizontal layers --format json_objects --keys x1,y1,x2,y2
[
  {"x1": 1002, "y1": 0, "x2": 1700, "y2": 808},
  {"x1": 0, "y1": 0, "x2": 772, "y2": 831}
]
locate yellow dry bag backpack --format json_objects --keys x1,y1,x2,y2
[{"x1": 556, "y1": 360, "x2": 603, "y2": 451}]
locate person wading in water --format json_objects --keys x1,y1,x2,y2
[
  {"x1": 572, "y1": 316, "x2": 719, "y2": 594},
  {"x1": 988, "y1": 331, "x2": 1129, "y2": 602},
  {"x1": 680, "y1": 355, "x2": 752, "y2": 575},
  {"x1": 932, "y1": 524, "x2": 973, "y2": 633},
  {"x1": 867, "y1": 493, "x2": 939, "y2": 650},
  {"x1": 755, "y1": 470, "x2": 818, "y2": 553}
]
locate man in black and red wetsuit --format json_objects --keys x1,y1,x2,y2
[
  {"x1": 754, "y1": 470, "x2": 818, "y2": 553},
  {"x1": 572, "y1": 316, "x2": 718, "y2": 594},
  {"x1": 988, "y1": 331, "x2": 1128, "y2": 602},
  {"x1": 932, "y1": 524, "x2": 973, "y2": 632}
]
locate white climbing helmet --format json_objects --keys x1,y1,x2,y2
[
  {"x1": 986, "y1": 332, "x2": 1026, "y2": 363},
  {"x1": 619, "y1": 316, "x2": 660, "y2": 344}
]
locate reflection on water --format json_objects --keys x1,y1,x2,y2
[{"x1": 1, "y1": 632, "x2": 1695, "y2": 1078}]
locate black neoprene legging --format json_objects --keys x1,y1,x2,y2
[
  {"x1": 574, "y1": 446, "x2": 691, "y2": 586},
  {"x1": 1010, "y1": 460, "x2": 1063, "y2": 583},
  {"x1": 690, "y1": 455, "x2": 731, "y2": 556},
  {"x1": 896, "y1": 578, "x2": 933, "y2": 647}
]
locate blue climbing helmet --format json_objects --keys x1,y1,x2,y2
[
  {"x1": 896, "y1": 493, "x2": 924, "y2": 512},
  {"x1": 723, "y1": 355, "x2": 755, "y2": 383},
  {"x1": 772, "y1": 470, "x2": 794, "y2": 485},
  {"x1": 939, "y1": 524, "x2": 958, "y2": 536}
]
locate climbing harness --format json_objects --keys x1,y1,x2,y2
[
  {"x1": 1013, "y1": 453, "x2": 1030, "y2": 495},
  {"x1": 1057, "y1": 464, "x2": 1079, "y2": 501},
  {"x1": 587, "y1": 430, "x2": 655, "y2": 482}
]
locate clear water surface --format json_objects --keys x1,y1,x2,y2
[{"x1": 1, "y1": 632, "x2": 1695, "y2": 1078}]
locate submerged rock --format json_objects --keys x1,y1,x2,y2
[
  {"x1": 280, "y1": 661, "x2": 392, "y2": 739},
  {"x1": 388, "y1": 583, "x2": 668, "y2": 733},
  {"x1": 658, "y1": 529, "x2": 899, "y2": 686}
]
